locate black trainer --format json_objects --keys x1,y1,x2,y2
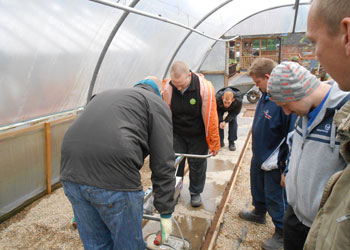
[
  {"x1": 190, "y1": 193, "x2": 202, "y2": 207},
  {"x1": 229, "y1": 143, "x2": 236, "y2": 151},
  {"x1": 238, "y1": 208, "x2": 266, "y2": 224},
  {"x1": 220, "y1": 141, "x2": 225, "y2": 147},
  {"x1": 262, "y1": 228, "x2": 283, "y2": 250}
]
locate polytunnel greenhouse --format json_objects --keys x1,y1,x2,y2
[{"x1": 0, "y1": 0, "x2": 320, "y2": 249}]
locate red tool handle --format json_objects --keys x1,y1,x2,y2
[{"x1": 153, "y1": 231, "x2": 162, "y2": 246}]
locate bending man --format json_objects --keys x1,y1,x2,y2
[
  {"x1": 60, "y1": 77, "x2": 175, "y2": 250},
  {"x1": 215, "y1": 86, "x2": 243, "y2": 151}
]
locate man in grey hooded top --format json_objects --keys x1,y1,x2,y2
[{"x1": 267, "y1": 62, "x2": 350, "y2": 250}]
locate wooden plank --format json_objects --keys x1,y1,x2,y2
[
  {"x1": 45, "y1": 122, "x2": 52, "y2": 194},
  {"x1": 0, "y1": 115, "x2": 75, "y2": 141},
  {"x1": 200, "y1": 70, "x2": 225, "y2": 75},
  {"x1": 202, "y1": 128, "x2": 252, "y2": 250},
  {"x1": 259, "y1": 39, "x2": 262, "y2": 57}
]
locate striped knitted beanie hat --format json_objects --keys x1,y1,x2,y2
[{"x1": 267, "y1": 62, "x2": 320, "y2": 102}]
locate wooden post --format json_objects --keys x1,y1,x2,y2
[
  {"x1": 259, "y1": 39, "x2": 262, "y2": 57},
  {"x1": 234, "y1": 41, "x2": 237, "y2": 61},
  {"x1": 239, "y1": 39, "x2": 243, "y2": 70},
  {"x1": 224, "y1": 42, "x2": 229, "y2": 87},
  {"x1": 45, "y1": 122, "x2": 51, "y2": 194}
]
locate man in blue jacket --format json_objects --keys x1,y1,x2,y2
[
  {"x1": 239, "y1": 58, "x2": 294, "y2": 250},
  {"x1": 215, "y1": 87, "x2": 243, "y2": 151}
]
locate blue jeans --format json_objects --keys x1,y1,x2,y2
[
  {"x1": 62, "y1": 181, "x2": 146, "y2": 250},
  {"x1": 250, "y1": 161, "x2": 288, "y2": 230}
]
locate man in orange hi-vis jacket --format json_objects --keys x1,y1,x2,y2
[{"x1": 163, "y1": 61, "x2": 220, "y2": 207}]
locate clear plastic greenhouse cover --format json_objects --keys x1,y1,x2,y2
[{"x1": 0, "y1": 0, "x2": 310, "y2": 127}]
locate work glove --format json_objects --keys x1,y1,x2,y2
[{"x1": 160, "y1": 214, "x2": 172, "y2": 244}]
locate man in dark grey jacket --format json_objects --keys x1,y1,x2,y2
[{"x1": 60, "y1": 77, "x2": 175, "y2": 250}]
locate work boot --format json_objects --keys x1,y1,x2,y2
[
  {"x1": 229, "y1": 143, "x2": 236, "y2": 151},
  {"x1": 262, "y1": 228, "x2": 283, "y2": 250},
  {"x1": 238, "y1": 208, "x2": 266, "y2": 224},
  {"x1": 190, "y1": 193, "x2": 202, "y2": 207},
  {"x1": 220, "y1": 141, "x2": 225, "y2": 147}
]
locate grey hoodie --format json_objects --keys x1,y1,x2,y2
[
  {"x1": 285, "y1": 81, "x2": 350, "y2": 227},
  {"x1": 304, "y1": 100, "x2": 350, "y2": 250}
]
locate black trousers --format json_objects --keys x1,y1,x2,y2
[
  {"x1": 218, "y1": 114, "x2": 238, "y2": 145},
  {"x1": 283, "y1": 205, "x2": 310, "y2": 250},
  {"x1": 173, "y1": 133, "x2": 208, "y2": 194}
]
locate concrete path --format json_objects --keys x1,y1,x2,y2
[{"x1": 143, "y1": 102, "x2": 256, "y2": 249}]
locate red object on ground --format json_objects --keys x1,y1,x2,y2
[{"x1": 154, "y1": 231, "x2": 162, "y2": 246}]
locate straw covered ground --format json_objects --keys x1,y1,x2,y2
[{"x1": 0, "y1": 143, "x2": 275, "y2": 250}]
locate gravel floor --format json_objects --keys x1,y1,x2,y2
[
  {"x1": 0, "y1": 142, "x2": 274, "y2": 250},
  {"x1": 215, "y1": 141, "x2": 275, "y2": 250},
  {"x1": 0, "y1": 157, "x2": 152, "y2": 250}
]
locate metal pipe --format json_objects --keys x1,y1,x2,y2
[
  {"x1": 292, "y1": 0, "x2": 300, "y2": 33},
  {"x1": 86, "y1": 0, "x2": 140, "y2": 104},
  {"x1": 89, "y1": 0, "x2": 237, "y2": 43},
  {"x1": 142, "y1": 214, "x2": 161, "y2": 222},
  {"x1": 278, "y1": 37, "x2": 282, "y2": 63},
  {"x1": 175, "y1": 153, "x2": 212, "y2": 158}
]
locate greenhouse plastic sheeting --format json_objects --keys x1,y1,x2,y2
[
  {"x1": 0, "y1": 0, "x2": 310, "y2": 127},
  {"x1": 200, "y1": 41, "x2": 226, "y2": 72},
  {"x1": 225, "y1": 4, "x2": 310, "y2": 37},
  {"x1": 0, "y1": 120, "x2": 72, "y2": 219}
]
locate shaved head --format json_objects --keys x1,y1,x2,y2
[
  {"x1": 170, "y1": 61, "x2": 190, "y2": 79},
  {"x1": 169, "y1": 61, "x2": 191, "y2": 92},
  {"x1": 307, "y1": 0, "x2": 350, "y2": 90},
  {"x1": 311, "y1": 0, "x2": 350, "y2": 36},
  {"x1": 223, "y1": 91, "x2": 234, "y2": 101}
]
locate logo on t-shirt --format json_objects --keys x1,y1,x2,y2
[{"x1": 190, "y1": 98, "x2": 196, "y2": 105}]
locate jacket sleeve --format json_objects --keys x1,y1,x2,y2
[
  {"x1": 148, "y1": 101, "x2": 176, "y2": 215},
  {"x1": 197, "y1": 73, "x2": 221, "y2": 151},
  {"x1": 162, "y1": 79, "x2": 173, "y2": 108},
  {"x1": 277, "y1": 113, "x2": 297, "y2": 170}
]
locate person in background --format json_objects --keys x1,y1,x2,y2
[
  {"x1": 60, "y1": 76, "x2": 175, "y2": 249},
  {"x1": 239, "y1": 58, "x2": 294, "y2": 250},
  {"x1": 303, "y1": 0, "x2": 350, "y2": 249},
  {"x1": 267, "y1": 62, "x2": 349, "y2": 250},
  {"x1": 215, "y1": 86, "x2": 243, "y2": 151},
  {"x1": 162, "y1": 61, "x2": 220, "y2": 207}
]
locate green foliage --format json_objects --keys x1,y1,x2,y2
[{"x1": 252, "y1": 39, "x2": 278, "y2": 51}]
